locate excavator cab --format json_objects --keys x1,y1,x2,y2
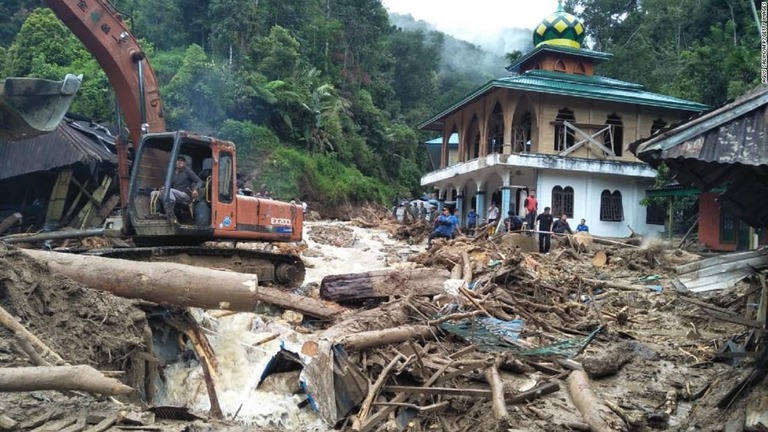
[{"x1": 125, "y1": 130, "x2": 303, "y2": 246}]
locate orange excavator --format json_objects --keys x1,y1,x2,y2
[{"x1": 4, "y1": 0, "x2": 306, "y2": 287}]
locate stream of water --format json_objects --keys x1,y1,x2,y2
[{"x1": 156, "y1": 221, "x2": 412, "y2": 429}]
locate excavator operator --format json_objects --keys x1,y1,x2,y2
[{"x1": 155, "y1": 156, "x2": 203, "y2": 223}]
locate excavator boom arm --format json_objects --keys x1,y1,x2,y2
[{"x1": 44, "y1": 0, "x2": 165, "y2": 142}]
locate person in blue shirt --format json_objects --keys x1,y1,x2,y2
[
  {"x1": 427, "y1": 207, "x2": 455, "y2": 248},
  {"x1": 450, "y1": 208, "x2": 463, "y2": 238},
  {"x1": 466, "y1": 207, "x2": 478, "y2": 236},
  {"x1": 576, "y1": 218, "x2": 589, "y2": 232}
]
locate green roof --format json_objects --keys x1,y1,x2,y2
[
  {"x1": 419, "y1": 70, "x2": 710, "y2": 130},
  {"x1": 506, "y1": 45, "x2": 613, "y2": 73}
]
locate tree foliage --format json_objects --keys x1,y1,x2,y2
[
  {"x1": 565, "y1": 0, "x2": 760, "y2": 107},
  {"x1": 2, "y1": 0, "x2": 762, "y2": 207}
]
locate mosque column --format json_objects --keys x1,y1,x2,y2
[
  {"x1": 501, "y1": 173, "x2": 513, "y2": 221},
  {"x1": 437, "y1": 188, "x2": 446, "y2": 213}
]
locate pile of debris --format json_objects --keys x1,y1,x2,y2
[
  {"x1": 1, "y1": 224, "x2": 767, "y2": 431},
  {"x1": 308, "y1": 225, "x2": 359, "y2": 248},
  {"x1": 300, "y1": 231, "x2": 767, "y2": 431}
]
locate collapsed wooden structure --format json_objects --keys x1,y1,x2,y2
[{"x1": 0, "y1": 115, "x2": 119, "y2": 234}]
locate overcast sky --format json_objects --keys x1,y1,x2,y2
[{"x1": 380, "y1": 0, "x2": 562, "y2": 40}]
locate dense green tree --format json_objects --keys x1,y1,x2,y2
[
  {"x1": 0, "y1": 0, "x2": 42, "y2": 47},
  {"x1": 3, "y1": 8, "x2": 112, "y2": 119},
  {"x1": 207, "y1": 0, "x2": 259, "y2": 64},
  {"x1": 567, "y1": 0, "x2": 760, "y2": 107}
]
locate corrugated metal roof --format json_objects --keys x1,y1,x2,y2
[
  {"x1": 0, "y1": 118, "x2": 117, "y2": 181},
  {"x1": 418, "y1": 70, "x2": 709, "y2": 130},
  {"x1": 631, "y1": 85, "x2": 768, "y2": 228}
]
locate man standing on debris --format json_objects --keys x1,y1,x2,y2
[
  {"x1": 450, "y1": 208, "x2": 463, "y2": 238},
  {"x1": 427, "y1": 207, "x2": 455, "y2": 249},
  {"x1": 466, "y1": 207, "x2": 478, "y2": 236},
  {"x1": 535, "y1": 206, "x2": 554, "y2": 253},
  {"x1": 552, "y1": 213, "x2": 574, "y2": 236},
  {"x1": 524, "y1": 191, "x2": 538, "y2": 236},
  {"x1": 487, "y1": 202, "x2": 500, "y2": 233}
]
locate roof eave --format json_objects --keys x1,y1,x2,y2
[{"x1": 633, "y1": 89, "x2": 768, "y2": 157}]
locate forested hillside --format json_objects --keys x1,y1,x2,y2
[{"x1": 0, "y1": 0, "x2": 761, "y2": 208}]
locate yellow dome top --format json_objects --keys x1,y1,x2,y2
[{"x1": 533, "y1": 1, "x2": 586, "y2": 49}]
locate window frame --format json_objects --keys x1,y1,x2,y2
[
  {"x1": 600, "y1": 189, "x2": 624, "y2": 222},
  {"x1": 552, "y1": 185, "x2": 574, "y2": 218}
]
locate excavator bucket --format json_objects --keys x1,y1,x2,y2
[{"x1": 0, "y1": 73, "x2": 82, "y2": 141}]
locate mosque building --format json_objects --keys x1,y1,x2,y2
[{"x1": 418, "y1": 1, "x2": 708, "y2": 236}]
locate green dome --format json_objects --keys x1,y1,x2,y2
[{"x1": 533, "y1": 1, "x2": 585, "y2": 49}]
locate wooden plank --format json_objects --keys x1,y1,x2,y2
[
  {"x1": 60, "y1": 177, "x2": 93, "y2": 226},
  {"x1": 92, "y1": 194, "x2": 120, "y2": 228},
  {"x1": 81, "y1": 176, "x2": 112, "y2": 228},
  {"x1": 384, "y1": 385, "x2": 492, "y2": 398},
  {"x1": 72, "y1": 176, "x2": 111, "y2": 229},
  {"x1": 45, "y1": 169, "x2": 73, "y2": 226},
  {"x1": 703, "y1": 309, "x2": 764, "y2": 329}
]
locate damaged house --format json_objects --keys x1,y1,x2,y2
[
  {"x1": 0, "y1": 115, "x2": 120, "y2": 234},
  {"x1": 631, "y1": 85, "x2": 768, "y2": 251}
]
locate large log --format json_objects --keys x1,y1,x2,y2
[
  {"x1": 567, "y1": 370, "x2": 623, "y2": 432},
  {"x1": 21, "y1": 249, "x2": 345, "y2": 319},
  {"x1": 0, "y1": 365, "x2": 133, "y2": 395},
  {"x1": 320, "y1": 268, "x2": 450, "y2": 303},
  {"x1": 0, "y1": 213, "x2": 22, "y2": 235}
]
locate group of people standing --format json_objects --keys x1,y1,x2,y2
[
  {"x1": 425, "y1": 190, "x2": 590, "y2": 254},
  {"x1": 522, "y1": 192, "x2": 589, "y2": 254}
]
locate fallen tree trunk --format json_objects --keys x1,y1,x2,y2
[
  {"x1": 21, "y1": 249, "x2": 346, "y2": 320},
  {"x1": 0, "y1": 304, "x2": 66, "y2": 365},
  {"x1": 337, "y1": 325, "x2": 435, "y2": 352},
  {"x1": 320, "y1": 268, "x2": 450, "y2": 303},
  {"x1": 0, "y1": 213, "x2": 22, "y2": 235},
  {"x1": 0, "y1": 365, "x2": 133, "y2": 395},
  {"x1": 567, "y1": 370, "x2": 623, "y2": 432}
]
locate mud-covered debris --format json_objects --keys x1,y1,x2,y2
[{"x1": 308, "y1": 224, "x2": 357, "y2": 247}]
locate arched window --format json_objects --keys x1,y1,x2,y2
[
  {"x1": 574, "y1": 62, "x2": 586, "y2": 74},
  {"x1": 488, "y1": 102, "x2": 504, "y2": 154},
  {"x1": 651, "y1": 118, "x2": 668, "y2": 136},
  {"x1": 554, "y1": 60, "x2": 566, "y2": 72},
  {"x1": 603, "y1": 113, "x2": 623, "y2": 157},
  {"x1": 555, "y1": 108, "x2": 576, "y2": 151},
  {"x1": 600, "y1": 190, "x2": 624, "y2": 222},
  {"x1": 552, "y1": 186, "x2": 574, "y2": 218}
]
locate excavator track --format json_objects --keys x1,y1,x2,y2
[{"x1": 82, "y1": 246, "x2": 306, "y2": 289}]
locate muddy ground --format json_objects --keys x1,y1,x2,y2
[{"x1": 0, "y1": 218, "x2": 766, "y2": 431}]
